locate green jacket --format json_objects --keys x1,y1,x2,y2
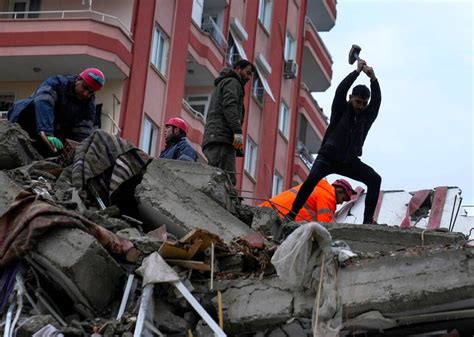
[{"x1": 202, "y1": 68, "x2": 245, "y2": 148}]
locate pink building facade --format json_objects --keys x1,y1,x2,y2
[{"x1": 0, "y1": 0, "x2": 336, "y2": 204}]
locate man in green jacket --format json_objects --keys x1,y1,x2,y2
[{"x1": 202, "y1": 59, "x2": 255, "y2": 185}]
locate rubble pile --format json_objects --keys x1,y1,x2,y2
[{"x1": 0, "y1": 122, "x2": 472, "y2": 336}]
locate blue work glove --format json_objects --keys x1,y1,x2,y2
[{"x1": 47, "y1": 136, "x2": 64, "y2": 150}]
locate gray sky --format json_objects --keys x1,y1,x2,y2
[{"x1": 313, "y1": 0, "x2": 473, "y2": 207}]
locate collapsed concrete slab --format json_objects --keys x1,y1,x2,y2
[
  {"x1": 30, "y1": 228, "x2": 125, "y2": 315},
  {"x1": 339, "y1": 245, "x2": 474, "y2": 318},
  {"x1": 211, "y1": 245, "x2": 473, "y2": 335},
  {"x1": 156, "y1": 159, "x2": 236, "y2": 212},
  {"x1": 136, "y1": 160, "x2": 253, "y2": 241},
  {"x1": 0, "y1": 120, "x2": 42, "y2": 170},
  {"x1": 0, "y1": 171, "x2": 23, "y2": 216},
  {"x1": 326, "y1": 223, "x2": 466, "y2": 253}
]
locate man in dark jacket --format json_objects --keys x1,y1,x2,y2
[
  {"x1": 159, "y1": 117, "x2": 197, "y2": 161},
  {"x1": 202, "y1": 59, "x2": 255, "y2": 185},
  {"x1": 8, "y1": 68, "x2": 105, "y2": 155},
  {"x1": 288, "y1": 59, "x2": 382, "y2": 224}
]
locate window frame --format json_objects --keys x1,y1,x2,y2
[
  {"x1": 0, "y1": 93, "x2": 15, "y2": 119},
  {"x1": 272, "y1": 171, "x2": 284, "y2": 197},
  {"x1": 140, "y1": 116, "x2": 158, "y2": 156},
  {"x1": 151, "y1": 24, "x2": 169, "y2": 76},
  {"x1": 244, "y1": 137, "x2": 258, "y2": 179},
  {"x1": 252, "y1": 73, "x2": 265, "y2": 105},
  {"x1": 258, "y1": 0, "x2": 273, "y2": 31},
  {"x1": 284, "y1": 31, "x2": 296, "y2": 61},
  {"x1": 278, "y1": 101, "x2": 290, "y2": 139}
]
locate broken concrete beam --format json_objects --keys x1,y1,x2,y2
[
  {"x1": 0, "y1": 171, "x2": 23, "y2": 216},
  {"x1": 136, "y1": 160, "x2": 254, "y2": 242},
  {"x1": 211, "y1": 246, "x2": 473, "y2": 334},
  {"x1": 30, "y1": 228, "x2": 125, "y2": 314},
  {"x1": 339, "y1": 245, "x2": 474, "y2": 318},
  {"x1": 326, "y1": 223, "x2": 466, "y2": 253},
  {"x1": 156, "y1": 159, "x2": 236, "y2": 212},
  {"x1": 0, "y1": 120, "x2": 42, "y2": 170}
]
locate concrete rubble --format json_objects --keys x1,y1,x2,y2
[{"x1": 0, "y1": 125, "x2": 472, "y2": 337}]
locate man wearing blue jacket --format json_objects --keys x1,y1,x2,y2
[
  {"x1": 8, "y1": 68, "x2": 105, "y2": 154},
  {"x1": 159, "y1": 118, "x2": 197, "y2": 162}
]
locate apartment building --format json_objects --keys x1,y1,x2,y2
[{"x1": 0, "y1": 0, "x2": 336, "y2": 204}]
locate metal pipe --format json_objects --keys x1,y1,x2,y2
[
  {"x1": 133, "y1": 284, "x2": 153, "y2": 337},
  {"x1": 116, "y1": 274, "x2": 135, "y2": 321},
  {"x1": 451, "y1": 197, "x2": 463, "y2": 232}
]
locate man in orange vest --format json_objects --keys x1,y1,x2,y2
[{"x1": 259, "y1": 179, "x2": 356, "y2": 222}]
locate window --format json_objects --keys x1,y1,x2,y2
[
  {"x1": 0, "y1": 93, "x2": 14, "y2": 119},
  {"x1": 244, "y1": 137, "x2": 258, "y2": 178},
  {"x1": 140, "y1": 116, "x2": 158, "y2": 155},
  {"x1": 151, "y1": 25, "x2": 169, "y2": 75},
  {"x1": 226, "y1": 34, "x2": 242, "y2": 66},
  {"x1": 278, "y1": 102, "x2": 290, "y2": 138},
  {"x1": 186, "y1": 95, "x2": 210, "y2": 119},
  {"x1": 272, "y1": 172, "x2": 284, "y2": 197},
  {"x1": 284, "y1": 32, "x2": 296, "y2": 61},
  {"x1": 11, "y1": 0, "x2": 40, "y2": 19},
  {"x1": 252, "y1": 73, "x2": 264, "y2": 105},
  {"x1": 258, "y1": 0, "x2": 272, "y2": 31}
]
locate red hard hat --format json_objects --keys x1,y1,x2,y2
[
  {"x1": 79, "y1": 68, "x2": 105, "y2": 92},
  {"x1": 165, "y1": 117, "x2": 188, "y2": 134},
  {"x1": 332, "y1": 179, "x2": 356, "y2": 198}
]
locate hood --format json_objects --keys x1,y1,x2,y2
[{"x1": 214, "y1": 67, "x2": 244, "y2": 87}]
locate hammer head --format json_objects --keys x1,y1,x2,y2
[{"x1": 348, "y1": 44, "x2": 362, "y2": 65}]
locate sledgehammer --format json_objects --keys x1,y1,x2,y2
[{"x1": 348, "y1": 44, "x2": 369, "y2": 71}]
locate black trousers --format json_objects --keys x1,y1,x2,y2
[
  {"x1": 203, "y1": 142, "x2": 237, "y2": 185},
  {"x1": 291, "y1": 155, "x2": 381, "y2": 223}
]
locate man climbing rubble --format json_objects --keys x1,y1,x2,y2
[
  {"x1": 8, "y1": 68, "x2": 105, "y2": 155},
  {"x1": 260, "y1": 179, "x2": 356, "y2": 222},
  {"x1": 287, "y1": 59, "x2": 382, "y2": 224},
  {"x1": 159, "y1": 117, "x2": 197, "y2": 161},
  {"x1": 202, "y1": 59, "x2": 255, "y2": 185}
]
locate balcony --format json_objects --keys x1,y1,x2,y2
[
  {"x1": 302, "y1": 18, "x2": 332, "y2": 92},
  {"x1": 306, "y1": 0, "x2": 336, "y2": 32},
  {"x1": 299, "y1": 83, "x2": 328, "y2": 136},
  {"x1": 0, "y1": 1, "x2": 133, "y2": 81}
]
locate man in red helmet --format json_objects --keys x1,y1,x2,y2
[
  {"x1": 8, "y1": 68, "x2": 105, "y2": 154},
  {"x1": 159, "y1": 117, "x2": 197, "y2": 161},
  {"x1": 260, "y1": 179, "x2": 356, "y2": 223}
]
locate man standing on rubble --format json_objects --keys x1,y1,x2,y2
[
  {"x1": 202, "y1": 59, "x2": 255, "y2": 185},
  {"x1": 287, "y1": 59, "x2": 382, "y2": 224},
  {"x1": 8, "y1": 68, "x2": 105, "y2": 155},
  {"x1": 260, "y1": 179, "x2": 356, "y2": 222},
  {"x1": 159, "y1": 117, "x2": 197, "y2": 161}
]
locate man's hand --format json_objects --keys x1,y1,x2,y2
[
  {"x1": 363, "y1": 66, "x2": 377, "y2": 81},
  {"x1": 356, "y1": 59, "x2": 367, "y2": 73},
  {"x1": 233, "y1": 133, "x2": 244, "y2": 152},
  {"x1": 47, "y1": 136, "x2": 64, "y2": 150}
]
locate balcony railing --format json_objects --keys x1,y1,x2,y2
[
  {"x1": 182, "y1": 99, "x2": 206, "y2": 123},
  {"x1": 296, "y1": 141, "x2": 315, "y2": 169},
  {"x1": 201, "y1": 15, "x2": 227, "y2": 50},
  {"x1": 0, "y1": 10, "x2": 132, "y2": 39}
]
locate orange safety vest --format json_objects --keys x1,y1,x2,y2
[{"x1": 260, "y1": 179, "x2": 336, "y2": 222}]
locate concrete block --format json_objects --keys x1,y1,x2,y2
[
  {"x1": 0, "y1": 171, "x2": 23, "y2": 216},
  {"x1": 218, "y1": 278, "x2": 295, "y2": 334},
  {"x1": 251, "y1": 207, "x2": 279, "y2": 234},
  {"x1": 327, "y1": 223, "x2": 466, "y2": 253},
  {"x1": 0, "y1": 120, "x2": 42, "y2": 170},
  {"x1": 339, "y1": 245, "x2": 474, "y2": 318},
  {"x1": 153, "y1": 300, "x2": 190, "y2": 333},
  {"x1": 16, "y1": 315, "x2": 57, "y2": 337},
  {"x1": 156, "y1": 159, "x2": 235, "y2": 212},
  {"x1": 31, "y1": 228, "x2": 125, "y2": 313},
  {"x1": 136, "y1": 160, "x2": 253, "y2": 241}
]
